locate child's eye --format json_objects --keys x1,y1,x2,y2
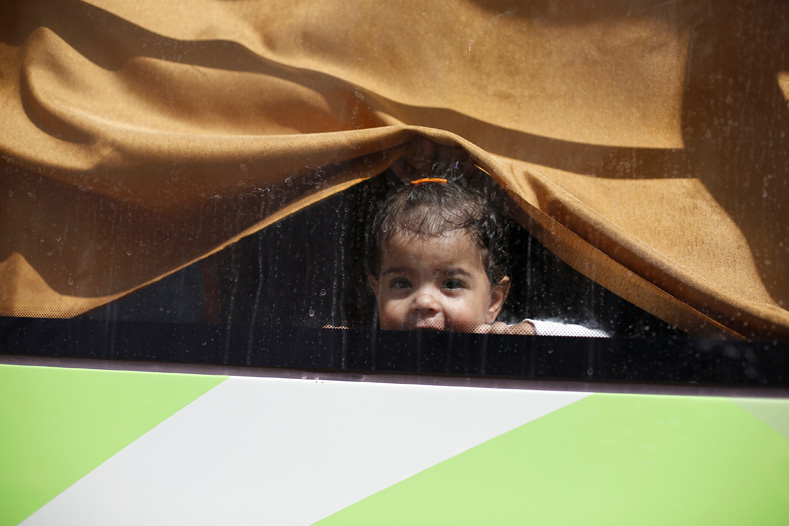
[
  {"x1": 389, "y1": 278, "x2": 411, "y2": 289},
  {"x1": 443, "y1": 279, "x2": 465, "y2": 290}
]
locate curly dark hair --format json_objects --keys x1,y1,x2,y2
[{"x1": 366, "y1": 170, "x2": 511, "y2": 286}]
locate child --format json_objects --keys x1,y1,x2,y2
[{"x1": 366, "y1": 170, "x2": 608, "y2": 337}]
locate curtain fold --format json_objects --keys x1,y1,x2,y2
[{"x1": 1, "y1": 0, "x2": 787, "y2": 338}]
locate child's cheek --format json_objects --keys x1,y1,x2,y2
[
  {"x1": 379, "y1": 300, "x2": 407, "y2": 327},
  {"x1": 447, "y1": 303, "x2": 485, "y2": 330}
]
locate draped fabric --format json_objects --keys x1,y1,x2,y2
[{"x1": 1, "y1": 0, "x2": 787, "y2": 339}]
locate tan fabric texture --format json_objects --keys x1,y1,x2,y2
[{"x1": 1, "y1": 0, "x2": 787, "y2": 338}]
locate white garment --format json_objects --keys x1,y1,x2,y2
[{"x1": 526, "y1": 319, "x2": 609, "y2": 338}]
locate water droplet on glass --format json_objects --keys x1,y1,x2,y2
[
  {"x1": 67, "y1": 277, "x2": 74, "y2": 285},
  {"x1": 308, "y1": 308, "x2": 315, "y2": 317},
  {"x1": 320, "y1": 289, "x2": 326, "y2": 296}
]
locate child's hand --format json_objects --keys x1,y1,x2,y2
[{"x1": 473, "y1": 321, "x2": 537, "y2": 335}]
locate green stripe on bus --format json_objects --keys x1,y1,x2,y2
[
  {"x1": 0, "y1": 365, "x2": 226, "y2": 526},
  {"x1": 317, "y1": 393, "x2": 789, "y2": 526}
]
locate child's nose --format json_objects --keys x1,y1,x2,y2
[{"x1": 413, "y1": 291, "x2": 440, "y2": 315}]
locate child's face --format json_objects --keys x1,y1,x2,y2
[{"x1": 368, "y1": 230, "x2": 509, "y2": 332}]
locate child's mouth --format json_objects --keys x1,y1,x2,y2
[{"x1": 412, "y1": 319, "x2": 446, "y2": 331}]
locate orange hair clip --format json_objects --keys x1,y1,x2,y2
[{"x1": 411, "y1": 177, "x2": 448, "y2": 185}]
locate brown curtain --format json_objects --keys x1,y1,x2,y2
[{"x1": 1, "y1": 0, "x2": 787, "y2": 339}]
